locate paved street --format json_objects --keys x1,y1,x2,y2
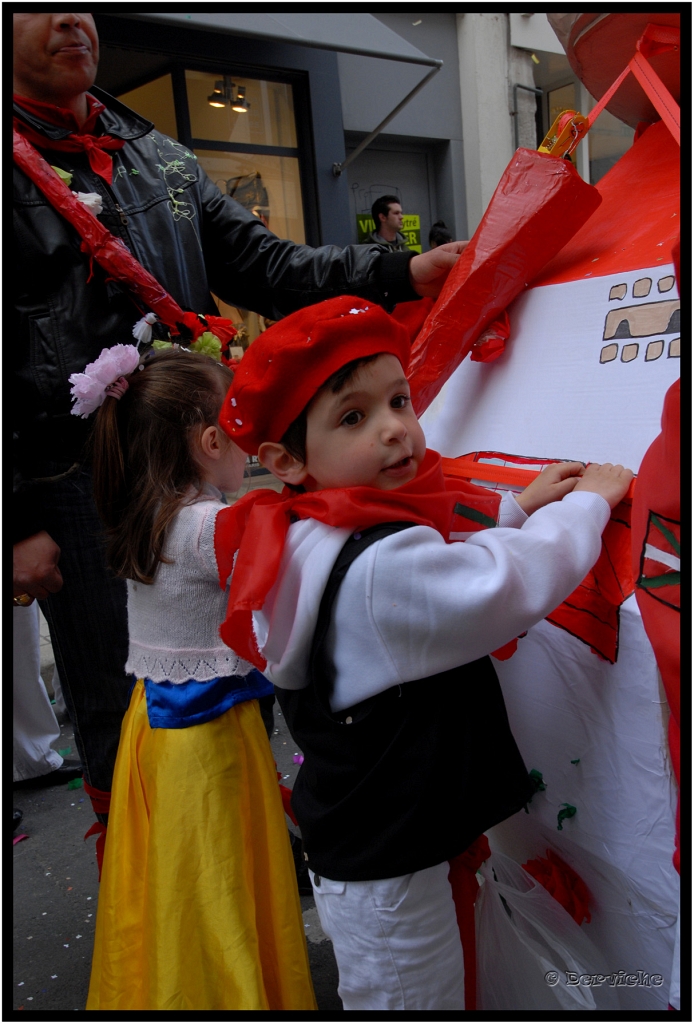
[
  {"x1": 12, "y1": 694, "x2": 341, "y2": 1014},
  {"x1": 12, "y1": 470, "x2": 342, "y2": 1014}
]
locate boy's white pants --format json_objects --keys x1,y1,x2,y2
[{"x1": 310, "y1": 860, "x2": 466, "y2": 1011}]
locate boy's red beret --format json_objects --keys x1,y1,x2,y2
[{"x1": 220, "y1": 295, "x2": 411, "y2": 455}]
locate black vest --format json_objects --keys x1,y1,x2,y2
[{"x1": 275, "y1": 523, "x2": 535, "y2": 881}]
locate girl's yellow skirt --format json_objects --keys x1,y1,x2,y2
[{"x1": 87, "y1": 680, "x2": 317, "y2": 1011}]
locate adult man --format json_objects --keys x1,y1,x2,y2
[
  {"x1": 13, "y1": 13, "x2": 466, "y2": 840},
  {"x1": 366, "y1": 194, "x2": 411, "y2": 252}
]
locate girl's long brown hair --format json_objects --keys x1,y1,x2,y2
[{"x1": 91, "y1": 349, "x2": 233, "y2": 583}]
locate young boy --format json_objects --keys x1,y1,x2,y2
[{"x1": 217, "y1": 296, "x2": 632, "y2": 1011}]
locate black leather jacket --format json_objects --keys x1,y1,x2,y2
[{"x1": 13, "y1": 88, "x2": 417, "y2": 537}]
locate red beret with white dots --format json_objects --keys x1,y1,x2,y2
[{"x1": 220, "y1": 295, "x2": 411, "y2": 455}]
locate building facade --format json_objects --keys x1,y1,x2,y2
[{"x1": 94, "y1": 13, "x2": 633, "y2": 295}]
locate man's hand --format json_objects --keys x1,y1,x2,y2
[
  {"x1": 13, "y1": 531, "x2": 63, "y2": 603},
  {"x1": 409, "y1": 241, "x2": 469, "y2": 298},
  {"x1": 574, "y1": 463, "x2": 634, "y2": 509},
  {"x1": 515, "y1": 462, "x2": 584, "y2": 516}
]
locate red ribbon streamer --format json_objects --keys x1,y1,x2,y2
[
  {"x1": 448, "y1": 834, "x2": 491, "y2": 1011},
  {"x1": 14, "y1": 129, "x2": 186, "y2": 330},
  {"x1": 83, "y1": 781, "x2": 111, "y2": 880}
]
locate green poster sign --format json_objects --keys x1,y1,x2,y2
[{"x1": 356, "y1": 214, "x2": 422, "y2": 254}]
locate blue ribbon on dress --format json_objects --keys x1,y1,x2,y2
[{"x1": 142, "y1": 669, "x2": 274, "y2": 729}]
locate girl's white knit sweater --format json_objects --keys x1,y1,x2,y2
[{"x1": 125, "y1": 486, "x2": 252, "y2": 683}]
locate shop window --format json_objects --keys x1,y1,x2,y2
[
  {"x1": 118, "y1": 67, "x2": 307, "y2": 344},
  {"x1": 118, "y1": 74, "x2": 178, "y2": 141},
  {"x1": 186, "y1": 71, "x2": 297, "y2": 149}
]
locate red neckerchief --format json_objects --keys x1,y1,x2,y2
[
  {"x1": 13, "y1": 92, "x2": 124, "y2": 184},
  {"x1": 13, "y1": 127, "x2": 235, "y2": 351},
  {"x1": 215, "y1": 449, "x2": 501, "y2": 669}
]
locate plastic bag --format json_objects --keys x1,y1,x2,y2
[
  {"x1": 475, "y1": 851, "x2": 619, "y2": 1011},
  {"x1": 408, "y1": 148, "x2": 602, "y2": 415}
]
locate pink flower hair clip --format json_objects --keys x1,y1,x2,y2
[{"x1": 69, "y1": 344, "x2": 141, "y2": 418}]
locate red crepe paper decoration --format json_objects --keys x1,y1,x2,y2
[
  {"x1": 277, "y1": 770, "x2": 299, "y2": 826},
  {"x1": 523, "y1": 848, "x2": 592, "y2": 926},
  {"x1": 408, "y1": 149, "x2": 602, "y2": 415},
  {"x1": 631, "y1": 378, "x2": 680, "y2": 874},
  {"x1": 449, "y1": 834, "x2": 491, "y2": 1010},
  {"x1": 390, "y1": 296, "x2": 434, "y2": 344},
  {"x1": 546, "y1": 497, "x2": 633, "y2": 664},
  {"x1": 83, "y1": 780, "x2": 111, "y2": 881},
  {"x1": 470, "y1": 311, "x2": 511, "y2": 364},
  {"x1": 13, "y1": 130, "x2": 236, "y2": 354},
  {"x1": 442, "y1": 453, "x2": 635, "y2": 663}
]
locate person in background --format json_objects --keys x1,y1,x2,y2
[
  {"x1": 429, "y1": 219, "x2": 453, "y2": 249},
  {"x1": 365, "y1": 194, "x2": 412, "y2": 252},
  {"x1": 14, "y1": 602, "x2": 83, "y2": 791},
  {"x1": 13, "y1": 12, "x2": 467, "y2": 845}
]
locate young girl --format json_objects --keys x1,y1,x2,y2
[{"x1": 83, "y1": 347, "x2": 316, "y2": 1011}]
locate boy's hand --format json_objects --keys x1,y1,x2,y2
[
  {"x1": 515, "y1": 461, "x2": 584, "y2": 516},
  {"x1": 574, "y1": 462, "x2": 633, "y2": 508}
]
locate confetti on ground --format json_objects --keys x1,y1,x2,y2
[
  {"x1": 58, "y1": 747, "x2": 72, "y2": 757},
  {"x1": 283, "y1": 774, "x2": 290, "y2": 779},
  {"x1": 76, "y1": 934, "x2": 82, "y2": 939},
  {"x1": 570, "y1": 759, "x2": 580, "y2": 765},
  {"x1": 87, "y1": 913, "x2": 92, "y2": 917},
  {"x1": 18, "y1": 982, "x2": 24, "y2": 987},
  {"x1": 67, "y1": 887, "x2": 73, "y2": 891},
  {"x1": 13, "y1": 834, "x2": 29, "y2": 846},
  {"x1": 27, "y1": 936, "x2": 32, "y2": 940},
  {"x1": 63, "y1": 944, "x2": 69, "y2": 948},
  {"x1": 51, "y1": 975, "x2": 57, "y2": 979},
  {"x1": 67, "y1": 778, "x2": 83, "y2": 790},
  {"x1": 292, "y1": 754, "x2": 304, "y2": 765},
  {"x1": 42, "y1": 913, "x2": 47, "y2": 916},
  {"x1": 45, "y1": 873, "x2": 51, "y2": 877}
]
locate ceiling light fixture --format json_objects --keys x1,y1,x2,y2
[{"x1": 207, "y1": 76, "x2": 250, "y2": 112}]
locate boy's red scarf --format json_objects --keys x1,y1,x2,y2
[{"x1": 215, "y1": 449, "x2": 500, "y2": 670}]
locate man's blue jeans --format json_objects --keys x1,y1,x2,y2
[{"x1": 36, "y1": 462, "x2": 131, "y2": 812}]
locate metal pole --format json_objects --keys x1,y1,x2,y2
[
  {"x1": 333, "y1": 63, "x2": 442, "y2": 176},
  {"x1": 512, "y1": 82, "x2": 543, "y2": 150}
]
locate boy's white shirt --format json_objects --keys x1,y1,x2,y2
[{"x1": 255, "y1": 490, "x2": 611, "y2": 712}]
